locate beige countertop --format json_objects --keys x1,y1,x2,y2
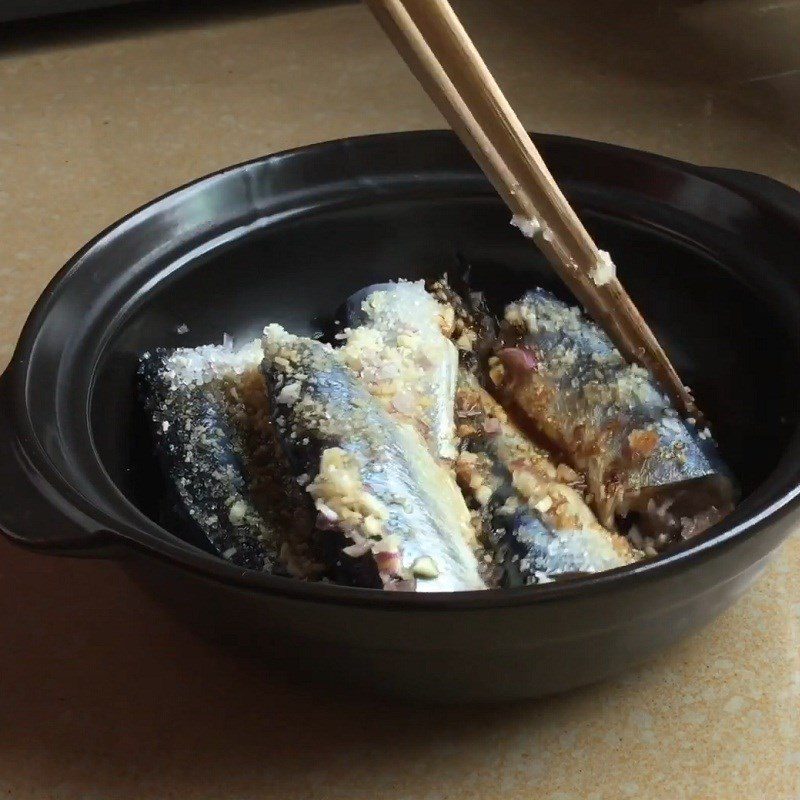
[{"x1": 0, "y1": 1, "x2": 798, "y2": 797}]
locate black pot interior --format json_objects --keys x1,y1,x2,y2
[{"x1": 48, "y1": 134, "x2": 799, "y2": 561}]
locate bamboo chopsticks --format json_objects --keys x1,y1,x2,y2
[{"x1": 364, "y1": 0, "x2": 698, "y2": 419}]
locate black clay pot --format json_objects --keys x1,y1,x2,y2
[{"x1": 1, "y1": 132, "x2": 798, "y2": 702}]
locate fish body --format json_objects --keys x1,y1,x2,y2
[
  {"x1": 339, "y1": 280, "x2": 459, "y2": 460},
  {"x1": 455, "y1": 370, "x2": 639, "y2": 584},
  {"x1": 262, "y1": 325, "x2": 486, "y2": 592},
  {"x1": 494, "y1": 289, "x2": 736, "y2": 546},
  {"x1": 138, "y1": 341, "x2": 281, "y2": 571}
]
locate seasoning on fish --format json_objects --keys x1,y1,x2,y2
[
  {"x1": 139, "y1": 340, "x2": 316, "y2": 573},
  {"x1": 427, "y1": 273, "x2": 498, "y2": 364},
  {"x1": 425, "y1": 274, "x2": 638, "y2": 582},
  {"x1": 493, "y1": 289, "x2": 737, "y2": 550},
  {"x1": 262, "y1": 324, "x2": 487, "y2": 592},
  {"x1": 339, "y1": 280, "x2": 459, "y2": 460},
  {"x1": 453, "y1": 362, "x2": 639, "y2": 585}
]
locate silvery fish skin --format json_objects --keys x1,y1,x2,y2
[
  {"x1": 494, "y1": 289, "x2": 736, "y2": 546},
  {"x1": 340, "y1": 280, "x2": 459, "y2": 460},
  {"x1": 455, "y1": 370, "x2": 639, "y2": 584},
  {"x1": 138, "y1": 341, "x2": 280, "y2": 571},
  {"x1": 426, "y1": 275, "x2": 638, "y2": 580},
  {"x1": 262, "y1": 324, "x2": 486, "y2": 592}
]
